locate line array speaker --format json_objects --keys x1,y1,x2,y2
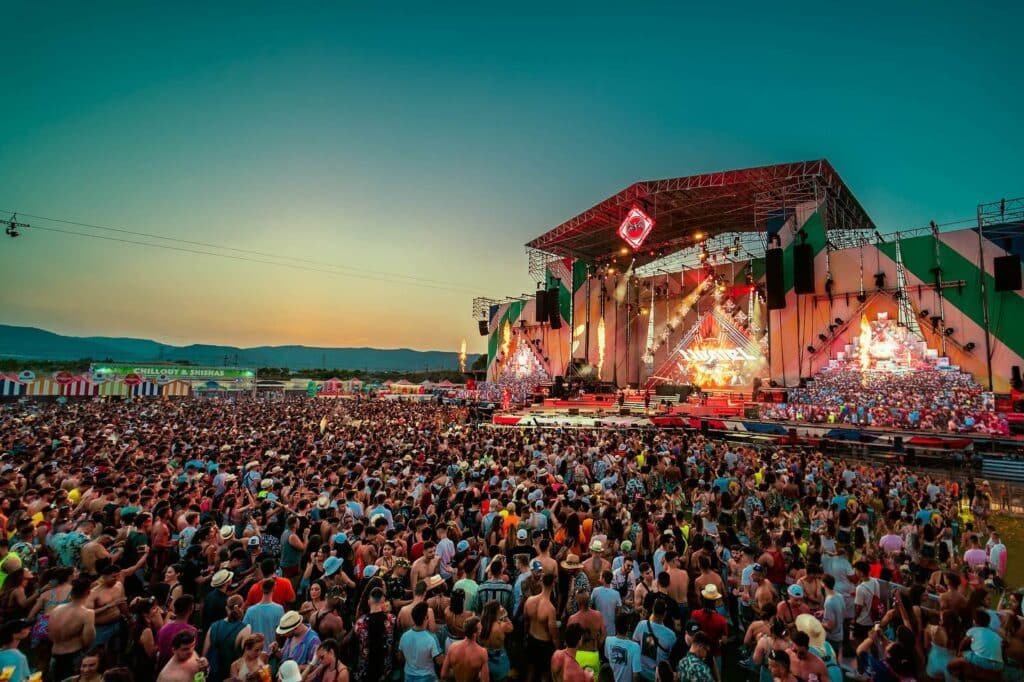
[{"x1": 765, "y1": 248, "x2": 785, "y2": 309}]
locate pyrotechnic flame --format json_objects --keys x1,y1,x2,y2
[
  {"x1": 597, "y1": 316, "x2": 606, "y2": 377},
  {"x1": 459, "y1": 339, "x2": 467, "y2": 373},
  {"x1": 501, "y1": 320, "x2": 511, "y2": 359},
  {"x1": 858, "y1": 314, "x2": 871, "y2": 371}
]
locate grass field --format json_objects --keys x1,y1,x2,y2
[{"x1": 993, "y1": 513, "x2": 1024, "y2": 589}]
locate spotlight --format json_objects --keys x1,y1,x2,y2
[
  {"x1": 694, "y1": 231, "x2": 704, "y2": 240},
  {"x1": 944, "y1": 327, "x2": 955, "y2": 336},
  {"x1": 834, "y1": 317, "x2": 843, "y2": 326},
  {"x1": 918, "y1": 309, "x2": 929, "y2": 318},
  {"x1": 964, "y1": 342, "x2": 976, "y2": 351},
  {"x1": 807, "y1": 345, "x2": 816, "y2": 353},
  {"x1": 829, "y1": 324, "x2": 838, "y2": 333},
  {"x1": 620, "y1": 247, "x2": 630, "y2": 255},
  {"x1": 818, "y1": 333, "x2": 828, "y2": 342},
  {"x1": 857, "y1": 292, "x2": 868, "y2": 303}
]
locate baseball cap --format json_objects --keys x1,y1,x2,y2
[
  {"x1": 247, "y1": 536, "x2": 260, "y2": 547},
  {"x1": 516, "y1": 529, "x2": 528, "y2": 540},
  {"x1": 620, "y1": 540, "x2": 633, "y2": 552},
  {"x1": 685, "y1": 620, "x2": 701, "y2": 635},
  {"x1": 530, "y1": 559, "x2": 543, "y2": 572},
  {"x1": 752, "y1": 563, "x2": 764, "y2": 573},
  {"x1": 456, "y1": 540, "x2": 470, "y2": 553},
  {"x1": 788, "y1": 584, "x2": 805, "y2": 598},
  {"x1": 363, "y1": 565, "x2": 379, "y2": 578}
]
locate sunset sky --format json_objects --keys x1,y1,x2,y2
[{"x1": 2, "y1": 3, "x2": 1021, "y2": 353}]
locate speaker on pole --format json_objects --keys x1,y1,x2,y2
[
  {"x1": 765, "y1": 248, "x2": 785, "y2": 310},
  {"x1": 478, "y1": 320, "x2": 489, "y2": 336},
  {"x1": 1013, "y1": 365, "x2": 1023, "y2": 390},
  {"x1": 535, "y1": 289, "x2": 548, "y2": 322},
  {"x1": 547, "y1": 288, "x2": 562, "y2": 329},
  {"x1": 793, "y1": 243, "x2": 815, "y2": 294},
  {"x1": 994, "y1": 254, "x2": 1022, "y2": 292}
]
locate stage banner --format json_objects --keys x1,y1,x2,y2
[{"x1": 91, "y1": 365, "x2": 256, "y2": 381}]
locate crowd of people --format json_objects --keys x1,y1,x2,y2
[
  {"x1": 763, "y1": 367, "x2": 1009, "y2": 435},
  {"x1": 0, "y1": 395, "x2": 1019, "y2": 682}
]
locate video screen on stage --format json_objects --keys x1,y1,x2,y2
[{"x1": 656, "y1": 304, "x2": 768, "y2": 389}]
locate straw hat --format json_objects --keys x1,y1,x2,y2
[
  {"x1": 424, "y1": 574, "x2": 445, "y2": 591},
  {"x1": 276, "y1": 610, "x2": 303, "y2": 636},
  {"x1": 278, "y1": 661, "x2": 301, "y2": 682},
  {"x1": 700, "y1": 583, "x2": 723, "y2": 601},
  {"x1": 211, "y1": 569, "x2": 233, "y2": 588},
  {"x1": 561, "y1": 554, "x2": 583, "y2": 570},
  {"x1": 219, "y1": 525, "x2": 234, "y2": 541},
  {"x1": 589, "y1": 539, "x2": 604, "y2": 554},
  {"x1": 795, "y1": 614, "x2": 826, "y2": 649},
  {"x1": 316, "y1": 495, "x2": 330, "y2": 510}
]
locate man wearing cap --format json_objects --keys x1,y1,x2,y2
[
  {"x1": 274, "y1": 610, "x2": 321, "y2": 670},
  {"x1": 0, "y1": 619, "x2": 33, "y2": 682},
  {"x1": 778, "y1": 584, "x2": 811, "y2": 628},
  {"x1": 202, "y1": 569, "x2": 234, "y2": 630},
  {"x1": 506, "y1": 528, "x2": 537, "y2": 570}
]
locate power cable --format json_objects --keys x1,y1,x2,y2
[
  {"x1": 4, "y1": 210, "x2": 502, "y2": 296},
  {"x1": 2, "y1": 209, "x2": 495, "y2": 294}
]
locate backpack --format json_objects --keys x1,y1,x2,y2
[{"x1": 869, "y1": 580, "x2": 886, "y2": 621}]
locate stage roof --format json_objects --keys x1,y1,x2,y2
[{"x1": 526, "y1": 159, "x2": 876, "y2": 265}]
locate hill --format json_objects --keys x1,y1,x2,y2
[{"x1": 0, "y1": 324, "x2": 475, "y2": 372}]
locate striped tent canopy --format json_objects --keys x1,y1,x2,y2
[
  {"x1": 98, "y1": 381, "x2": 130, "y2": 397},
  {"x1": 0, "y1": 374, "x2": 26, "y2": 396},
  {"x1": 161, "y1": 380, "x2": 192, "y2": 396},
  {"x1": 63, "y1": 376, "x2": 99, "y2": 397},
  {"x1": 26, "y1": 378, "x2": 62, "y2": 396}
]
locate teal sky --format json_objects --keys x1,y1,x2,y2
[{"x1": 2, "y1": 2, "x2": 1022, "y2": 353}]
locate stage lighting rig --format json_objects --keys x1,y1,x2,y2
[
  {"x1": 964, "y1": 342, "x2": 976, "y2": 351},
  {"x1": 874, "y1": 272, "x2": 886, "y2": 289},
  {"x1": 3, "y1": 213, "x2": 28, "y2": 238}
]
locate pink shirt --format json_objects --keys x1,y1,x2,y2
[{"x1": 964, "y1": 547, "x2": 988, "y2": 569}]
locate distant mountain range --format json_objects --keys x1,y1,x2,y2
[{"x1": 0, "y1": 325, "x2": 477, "y2": 371}]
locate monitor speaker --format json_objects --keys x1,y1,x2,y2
[
  {"x1": 478, "y1": 320, "x2": 489, "y2": 336},
  {"x1": 548, "y1": 288, "x2": 562, "y2": 329},
  {"x1": 765, "y1": 248, "x2": 785, "y2": 309},
  {"x1": 994, "y1": 255, "x2": 1022, "y2": 291},
  {"x1": 793, "y1": 243, "x2": 815, "y2": 294}
]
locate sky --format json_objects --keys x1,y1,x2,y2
[{"x1": 1, "y1": 2, "x2": 1022, "y2": 353}]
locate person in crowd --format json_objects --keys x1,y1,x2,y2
[{"x1": 0, "y1": 393, "x2": 1020, "y2": 682}]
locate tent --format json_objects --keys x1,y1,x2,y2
[
  {"x1": 26, "y1": 378, "x2": 61, "y2": 396},
  {"x1": 63, "y1": 376, "x2": 99, "y2": 397},
  {"x1": 0, "y1": 375, "x2": 26, "y2": 396},
  {"x1": 98, "y1": 381, "x2": 130, "y2": 397},
  {"x1": 161, "y1": 380, "x2": 192, "y2": 396},
  {"x1": 132, "y1": 382, "x2": 161, "y2": 397}
]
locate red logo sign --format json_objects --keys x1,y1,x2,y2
[
  {"x1": 123, "y1": 373, "x2": 144, "y2": 386},
  {"x1": 53, "y1": 371, "x2": 74, "y2": 385},
  {"x1": 618, "y1": 205, "x2": 655, "y2": 250}
]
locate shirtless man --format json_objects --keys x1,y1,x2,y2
[
  {"x1": 663, "y1": 551, "x2": 689, "y2": 622},
  {"x1": 440, "y1": 616, "x2": 489, "y2": 682},
  {"x1": 524, "y1": 573, "x2": 559, "y2": 682},
  {"x1": 581, "y1": 541, "x2": 610, "y2": 588},
  {"x1": 534, "y1": 538, "x2": 559, "y2": 581},
  {"x1": 788, "y1": 631, "x2": 828, "y2": 681},
  {"x1": 397, "y1": 579, "x2": 436, "y2": 633},
  {"x1": 551, "y1": 622, "x2": 588, "y2": 682},
  {"x1": 80, "y1": 534, "x2": 121, "y2": 580},
  {"x1": 693, "y1": 556, "x2": 726, "y2": 606},
  {"x1": 565, "y1": 590, "x2": 604, "y2": 678},
  {"x1": 410, "y1": 542, "x2": 439, "y2": 589},
  {"x1": 89, "y1": 563, "x2": 129, "y2": 650},
  {"x1": 157, "y1": 629, "x2": 209, "y2": 682},
  {"x1": 48, "y1": 578, "x2": 96, "y2": 682}
]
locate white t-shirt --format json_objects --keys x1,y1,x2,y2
[{"x1": 854, "y1": 577, "x2": 878, "y2": 626}]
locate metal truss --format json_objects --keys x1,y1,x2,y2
[
  {"x1": 635, "y1": 231, "x2": 766, "y2": 277},
  {"x1": 978, "y1": 196, "x2": 1024, "y2": 234},
  {"x1": 527, "y1": 247, "x2": 562, "y2": 283},
  {"x1": 472, "y1": 297, "x2": 500, "y2": 320}
]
